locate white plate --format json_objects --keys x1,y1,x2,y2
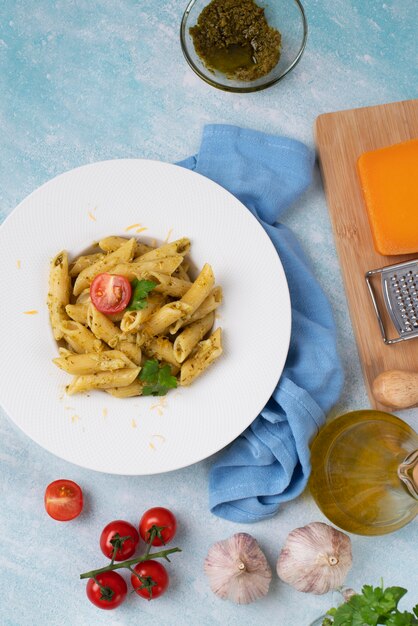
[{"x1": 0, "y1": 160, "x2": 291, "y2": 475}]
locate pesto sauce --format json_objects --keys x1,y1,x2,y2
[{"x1": 189, "y1": 0, "x2": 282, "y2": 81}]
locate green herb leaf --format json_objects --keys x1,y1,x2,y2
[
  {"x1": 128, "y1": 279, "x2": 157, "y2": 310},
  {"x1": 324, "y1": 584, "x2": 417, "y2": 626},
  {"x1": 140, "y1": 358, "x2": 160, "y2": 383},
  {"x1": 385, "y1": 588, "x2": 409, "y2": 606},
  {"x1": 158, "y1": 364, "x2": 178, "y2": 390},
  {"x1": 386, "y1": 612, "x2": 415, "y2": 626},
  {"x1": 140, "y1": 359, "x2": 177, "y2": 396}
]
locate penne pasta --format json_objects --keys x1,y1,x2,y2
[
  {"x1": 53, "y1": 350, "x2": 136, "y2": 375},
  {"x1": 148, "y1": 272, "x2": 191, "y2": 298},
  {"x1": 169, "y1": 263, "x2": 215, "y2": 333},
  {"x1": 75, "y1": 288, "x2": 91, "y2": 305},
  {"x1": 98, "y1": 235, "x2": 128, "y2": 252},
  {"x1": 49, "y1": 234, "x2": 223, "y2": 397},
  {"x1": 117, "y1": 340, "x2": 142, "y2": 365},
  {"x1": 173, "y1": 263, "x2": 192, "y2": 282},
  {"x1": 99, "y1": 235, "x2": 154, "y2": 257},
  {"x1": 61, "y1": 320, "x2": 103, "y2": 354},
  {"x1": 143, "y1": 336, "x2": 181, "y2": 368},
  {"x1": 143, "y1": 301, "x2": 192, "y2": 337},
  {"x1": 107, "y1": 311, "x2": 125, "y2": 323},
  {"x1": 180, "y1": 328, "x2": 223, "y2": 386},
  {"x1": 73, "y1": 237, "x2": 136, "y2": 296},
  {"x1": 138, "y1": 238, "x2": 190, "y2": 261},
  {"x1": 173, "y1": 312, "x2": 215, "y2": 363},
  {"x1": 182, "y1": 286, "x2": 223, "y2": 327},
  {"x1": 180, "y1": 264, "x2": 214, "y2": 311},
  {"x1": 119, "y1": 310, "x2": 143, "y2": 334},
  {"x1": 106, "y1": 379, "x2": 145, "y2": 398},
  {"x1": 66, "y1": 303, "x2": 88, "y2": 324},
  {"x1": 86, "y1": 305, "x2": 141, "y2": 363},
  {"x1": 111, "y1": 255, "x2": 183, "y2": 281},
  {"x1": 67, "y1": 367, "x2": 140, "y2": 395},
  {"x1": 58, "y1": 347, "x2": 73, "y2": 357},
  {"x1": 69, "y1": 253, "x2": 104, "y2": 277},
  {"x1": 47, "y1": 251, "x2": 71, "y2": 340},
  {"x1": 86, "y1": 304, "x2": 122, "y2": 348},
  {"x1": 120, "y1": 293, "x2": 164, "y2": 333}
]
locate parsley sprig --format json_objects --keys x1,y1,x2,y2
[
  {"x1": 140, "y1": 359, "x2": 177, "y2": 396},
  {"x1": 128, "y1": 279, "x2": 157, "y2": 311},
  {"x1": 322, "y1": 583, "x2": 418, "y2": 626}
]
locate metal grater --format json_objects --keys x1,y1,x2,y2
[{"x1": 366, "y1": 259, "x2": 418, "y2": 344}]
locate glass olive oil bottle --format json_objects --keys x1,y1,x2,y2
[{"x1": 309, "y1": 410, "x2": 418, "y2": 535}]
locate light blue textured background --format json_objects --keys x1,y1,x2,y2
[{"x1": 0, "y1": 1, "x2": 417, "y2": 625}]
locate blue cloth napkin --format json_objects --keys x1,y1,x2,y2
[{"x1": 177, "y1": 125, "x2": 344, "y2": 523}]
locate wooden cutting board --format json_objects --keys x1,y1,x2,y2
[{"x1": 314, "y1": 99, "x2": 418, "y2": 410}]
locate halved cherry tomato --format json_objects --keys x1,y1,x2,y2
[
  {"x1": 99, "y1": 520, "x2": 140, "y2": 561},
  {"x1": 86, "y1": 571, "x2": 127, "y2": 610},
  {"x1": 139, "y1": 507, "x2": 177, "y2": 546},
  {"x1": 90, "y1": 273, "x2": 132, "y2": 314},
  {"x1": 131, "y1": 560, "x2": 169, "y2": 600},
  {"x1": 44, "y1": 479, "x2": 83, "y2": 521}
]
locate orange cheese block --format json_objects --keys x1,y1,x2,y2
[{"x1": 357, "y1": 137, "x2": 418, "y2": 256}]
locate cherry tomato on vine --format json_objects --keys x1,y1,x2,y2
[
  {"x1": 99, "y1": 520, "x2": 140, "y2": 561},
  {"x1": 44, "y1": 479, "x2": 83, "y2": 521},
  {"x1": 139, "y1": 507, "x2": 177, "y2": 546},
  {"x1": 86, "y1": 571, "x2": 127, "y2": 610},
  {"x1": 131, "y1": 560, "x2": 169, "y2": 600},
  {"x1": 90, "y1": 273, "x2": 132, "y2": 314}
]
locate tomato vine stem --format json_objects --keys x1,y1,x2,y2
[
  {"x1": 144, "y1": 525, "x2": 164, "y2": 558},
  {"x1": 80, "y1": 547, "x2": 181, "y2": 580}
]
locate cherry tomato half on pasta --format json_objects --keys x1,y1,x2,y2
[
  {"x1": 131, "y1": 560, "x2": 169, "y2": 600},
  {"x1": 86, "y1": 571, "x2": 127, "y2": 610},
  {"x1": 99, "y1": 520, "x2": 140, "y2": 561},
  {"x1": 139, "y1": 507, "x2": 177, "y2": 546},
  {"x1": 90, "y1": 273, "x2": 132, "y2": 314},
  {"x1": 44, "y1": 479, "x2": 83, "y2": 521}
]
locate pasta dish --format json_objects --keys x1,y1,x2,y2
[{"x1": 47, "y1": 236, "x2": 223, "y2": 397}]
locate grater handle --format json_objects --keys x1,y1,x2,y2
[{"x1": 365, "y1": 268, "x2": 403, "y2": 345}]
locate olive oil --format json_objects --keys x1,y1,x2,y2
[
  {"x1": 199, "y1": 43, "x2": 255, "y2": 76},
  {"x1": 309, "y1": 410, "x2": 418, "y2": 535}
]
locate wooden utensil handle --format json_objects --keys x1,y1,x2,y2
[{"x1": 372, "y1": 369, "x2": 418, "y2": 409}]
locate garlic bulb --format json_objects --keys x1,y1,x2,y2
[
  {"x1": 204, "y1": 532, "x2": 272, "y2": 604},
  {"x1": 276, "y1": 522, "x2": 352, "y2": 595}
]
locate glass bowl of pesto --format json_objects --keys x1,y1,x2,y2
[{"x1": 180, "y1": 0, "x2": 307, "y2": 93}]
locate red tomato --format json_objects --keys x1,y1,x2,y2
[
  {"x1": 139, "y1": 507, "x2": 177, "y2": 546},
  {"x1": 86, "y1": 571, "x2": 127, "y2": 610},
  {"x1": 90, "y1": 273, "x2": 132, "y2": 314},
  {"x1": 44, "y1": 479, "x2": 83, "y2": 521},
  {"x1": 100, "y1": 520, "x2": 140, "y2": 561},
  {"x1": 131, "y1": 560, "x2": 169, "y2": 600}
]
